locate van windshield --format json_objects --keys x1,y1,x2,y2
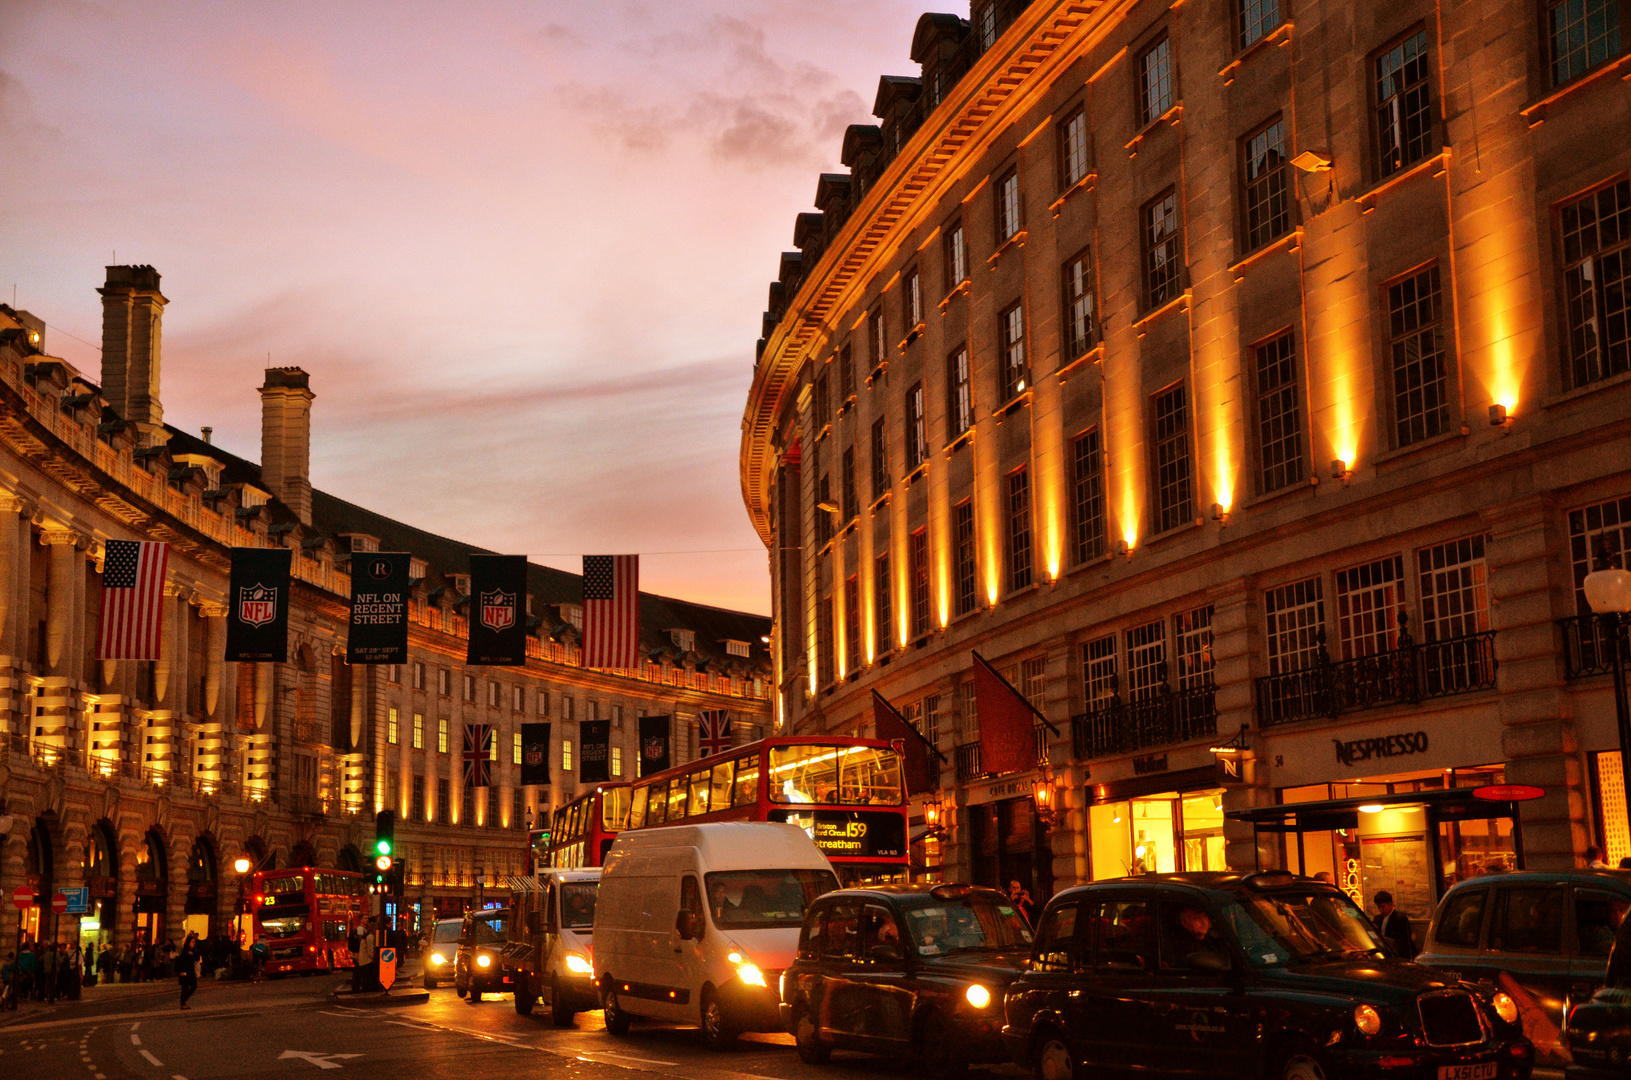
[
  {"x1": 560, "y1": 883, "x2": 598, "y2": 929},
  {"x1": 706, "y1": 869, "x2": 838, "y2": 930}
]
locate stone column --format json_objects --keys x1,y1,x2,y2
[
  {"x1": 1209, "y1": 580, "x2": 1264, "y2": 871},
  {"x1": 153, "y1": 586, "x2": 182, "y2": 707},
  {"x1": 0, "y1": 493, "x2": 29, "y2": 660},
  {"x1": 254, "y1": 662, "x2": 271, "y2": 730},
  {"x1": 201, "y1": 603, "x2": 227, "y2": 718},
  {"x1": 42, "y1": 528, "x2": 81, "y2": 678}
]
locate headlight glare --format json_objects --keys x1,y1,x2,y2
[
  {"x1": 1491, "y1": 992, "x2": 1519, "y2": 1025},
  {"x1": 429, "y1": 952, "x2": 446, "y2": 965},
  {"x1": 1354, "y1": 1003, "x2": 1382, "y2": 1036},
  {"x1": 564, "y1": 953, "x2": 593, "y2": 975},
  {"x1": 476, "y1": 954, "x2": 492, "y2": 968},
  {"x1": 966, "y1": 984, "x2": 991, "y2": 1009},
  {"x1": 737, "y1": 963, "x2": 767, "y2": 987}
]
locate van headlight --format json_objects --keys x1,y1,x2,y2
[
  {"x1": 1354, "y1": 1003, "x2": 1382, "y2": 1036},
  {"x1": 476, "y1": 954, "x2": 492, "y2": 969},
  {"x1": 966, "y1": 984, "x2": 991, "y2": 1009},
  {"x1": 736, "y1": 962, "x2": 767, "y2": 987},
  {"x1": 564, "y1": 953, "x2": 593, "y2": 975},
  {"x1": 429, "y1": 952, "x2": 446, "y2": 966},
  {"x1": 1491, "y1": 993, "x2": 1519, "y2": 1025}
]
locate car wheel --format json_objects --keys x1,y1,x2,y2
[
  {"x1": 550, "y1": 976, "x2": 574, "y2": 1028},
  {"x1": 514, "y1": 978, "x2": 535, "y2": 1017},
  {"x1": 794, "y1": 1008, "x2": 831, "y2": 1065},
  {"x1": 1278, "y1": 1049, "x2": 1329, "y2": 1080},
  {"x1": 1033, "y1": 1030, "x2": 1076, "y2": 1080},
  {"x1": 916, "y1": 1014, "x2": 967, "y2": 1078},
  {"x1": 601, "y1": 984, "x2": 632, "y2": 1037},
  {"x1": 467, "y1": 982, "x2": 483, "y2": 1004},
  {"x1": 423, "y1": 977, "x2": 438, "y2": 990},
  {"x1": 700, "y1": 988, "x2": 737, "y2": 1051}
]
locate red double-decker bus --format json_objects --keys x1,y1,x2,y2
[
  {"x1": 542, "y1": 784, "x2": 630, "y2": 869},
  {"x1": 251, "y1": 867, "x2": 367, "y2": 977}
]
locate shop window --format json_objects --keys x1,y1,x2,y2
[
  {"x1": 1560, "y1": 180, "x2": 1631, "y2": 389},
  {"x1": 1126, "y1": 620, "x2": 1167, "y2": 699},
  {"x1": 1335, "y1": 554, "x2": 1406, "y2": 659},
  {"x1": 1433, "y1": 888, "x2": 1487, "y2": 947},
  {"x1": 1173, "y1": 606, "x2": 1214, "y2": 689},
  {"x1": 1265, "y1": 577, "x2": 1325, "y2": 673},
  {"x1": 1592, "y1": 750, "x2": 1630, "y2": 866},
  {"x1": 1489, "y1": 886, "x2": 1565, "y2": 954},
  {"x1": 1032, "y1": 901, "x2": 1079, "y2": 972},
  {"x1": 1093, "y1": 898, "x2": 1157, "y2": 970},
  {"x1": 1081, "y1": 635, "x2": 1118, "y2": 703}
]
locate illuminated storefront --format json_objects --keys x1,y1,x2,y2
[{"x1": 1084, "y1": 767, "x2": 1226, "y2": 881}]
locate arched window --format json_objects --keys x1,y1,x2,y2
[
  {"x1": 188, "y1": 836, "x2": 216, "y2": 883},
  {"x1": 86, "y1": 822, "x2": 117, "y2": 879},
  {"x1": 136, "y1": 830, "x2": 167, "y2": 885}
]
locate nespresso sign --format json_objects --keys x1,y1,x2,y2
[{"x1": 1334, "y1": 730, "x2": 1428, "y2": 767}]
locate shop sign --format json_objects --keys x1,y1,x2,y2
[
  {"x1": 986, "y1": 778, "x2": 1030, "y2": 799},
  {"x1": 1214, "y1": 755, "x2": 1246, "y2": 786},
  {"x1": 1473, "y1": 784, "x2": 1545, "y2": 802},
  {"x1": 1333, "y1": 730, "x2": 1428, "y2": 767},
  {"x1": 1133, "y1": 754, "x2": 1168, "y2": 776}
]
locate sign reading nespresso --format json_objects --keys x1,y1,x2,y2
[
  {"x1": 772, "y1": 809, "x2": 905, "y2": 860},
  {"x1": 1334, "y1": 730, "x2": 1429, "y2": 766}
]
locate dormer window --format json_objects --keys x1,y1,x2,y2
[
  {"x1": 726, "y1": 640, "x2": 751, "y2": 658},
  {"x1": 240, "y1": 487, "x2": 270, "y2": 509},
  {"x1": 409, "y1": 558, "x2": 428, "y2": 580},
  {"x1": 450, "y1": 574, "x2": 470, "y2": 595},
  {"x1": 670, "y1": 629, "x2": 695, "y2": 652},
  {"x1": 562, "y1": 604, "x2": 583, "y2": 630},
  {"x1": 346, "y1": 534, "x2": 380, "y2": 553}
]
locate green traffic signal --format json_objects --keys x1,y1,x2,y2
[{"x1": 376, "y1": 838, "x2": 391, "y2": 855}]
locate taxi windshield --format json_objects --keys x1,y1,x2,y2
[
  {"x1": 1221, "y1": 890, "x2": 1386, "y2": 966},
  {"x1": 469, "y1": 914, "x2": 507, "y2": 944},
  {"x1": 432, "y1": 921, "x2": 462, "y2": 944},
  {"x1": 903, "y1": 900, "x2": 1034, "y2": 956}
]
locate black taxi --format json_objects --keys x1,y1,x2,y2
[
  {"x1": 454, "y1": 907, "x2": 513, "y2": 1003},
  {"x1": 780, "y1": 883, "x2": 1032, "y2": 1070},
  {"x1": 1564, "y1": 908, "x2": 1631, "y2": 1079},
  {"x1": 1003, "y1": 872, "x2": 1534, "y2": 1080}
]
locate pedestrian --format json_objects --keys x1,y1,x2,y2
[
  {"x1": 1313, "y1": 871, "x2": 1334, "y2": 884},
  {"x1": 1006, "y1": 879, "x2": 1037, "y2": 926},
  {"x1": 1, "y1": 951, "x2": 16, "y2": 1011},
  {"x1": 119, "y1": 943, "x2": 134, "y2": 983},
  {"x1": 1588, "y1": 845, "x2": 1611, "y2": 870},
  {"x1": 356, "y1": 918, "x2": 378, "y2": 992},
  {"x1": 1373, "y1": 891, "x2": 1416, "y2": 958},
  {"x1": 137, "y1": 939, "x2": 154, "y2": 983},
  {"x1": 40, "y1": 941, "x2": 58, "y2": 1003},
  {"x1": 177, "y1": 933, "x2": 199, "y2": 1010}
]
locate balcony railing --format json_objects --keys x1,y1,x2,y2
[
  {"x1": 954, "y1": 724, "x2": 1050, "y2": 784},
  {"x1": 1071, "y1": 681, "x2": 1218, "y2": 761},
  {"x1": 1256, "y1": 625, "x2": 1497, "y2": 729},
  {"x1": 1560, "y1": 614, "x2": 1631, "y2": 679}
]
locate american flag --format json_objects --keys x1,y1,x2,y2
[
  {"x1": 98, "y1": 540, "x2": 169, "y2": 660},
  {"x1": 583, "y1": 554, "x2": 639, "y2": 669},
  {"x1": 697, "y1": 710, "x2": 732, "y2": 758},
  {"x1": 463, "y1": 724, "x2": 492, "y2": 789}
]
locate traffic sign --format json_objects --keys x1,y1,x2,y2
[
  {"x1": 10, "y1": 885, "x2": 35, "y2": 909},
  {"x1": 378, "y1": 946, "x2": 396, "y2": 991},
  {"x1": 61, "y1": 886, "x2": 89, "y2": 914},
  {"x1": 51, "y1": 892, "x2": 67, "y2": 914}
]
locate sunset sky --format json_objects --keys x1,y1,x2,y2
[{"x1": 0, "y1": 1, "x2": 933, "y2": 614}]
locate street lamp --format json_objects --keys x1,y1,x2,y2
[
  {"x1": 1032, "y1": 760, "x2": 1059, "y2": 828},
  {"x1": 1585, "y1": 550, "x2": 1631, "y2": 831}
]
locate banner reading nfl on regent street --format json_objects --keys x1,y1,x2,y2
[
  {"x1": 468, "y1": 553, "x2": 528, "y2": 666},
  {"x1": 224, "y1": 547, "x2": 292, "y2": 662},
  {"x1": 348, "y1": 552, "x2": 411, "y2": 665}
]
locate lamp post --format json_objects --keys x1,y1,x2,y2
[
  {"x1": 232, "y1": 856, "x2": 252, "y2": 975},
  {"x1": 1585, "y1": 552, "x2": 1631, "y2": 831}
]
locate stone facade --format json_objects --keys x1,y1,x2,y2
[{"x1": 741, "y1": 1, "x2": 1631, "y2": 898}]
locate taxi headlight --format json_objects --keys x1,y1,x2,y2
[
  {"x1": 476, "y1": 954, "x2": 492, "y2": 969},
  {"x1": 564, "y1": 953, "x2": 593, "y2": 975},
  {"x1": 1491, "y1": 992, "x2": 1519, "y2": 1026},
  {"x1": 429, "y1": 952, "x2": 446, "y2": 966},
  {"x1": 1354, "y1": 1003, "x2": 1382, "y2": 1036},
  {"x1": 966, "y1": 984, "x2": 992, "y2": 1009},
  {"x1": 736, "y1": 962, "x2": 767, "y2": 987}
]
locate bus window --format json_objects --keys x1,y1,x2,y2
[
  {"x1": 733, "y1": 755, "x2": 760, "y2": 807},
  {"x1": 840, "y1": 744, "x2": 903, "y2": 805},
  {"x1": 688, "y1": 769, "x2": 712, "y2": 816},
  {"x1": 769, "y1": 744, "x2": 903, "y2": 805},
  {"x1": 603, "y1": 786, "x2": 630, "y2": 831},
  {"x1": 710, "y1": 760, "x2": 734, "y2": 810},
  {"x1": 628, "y1": 785, "x2": 648, "y2": 829},
  {"x1": 667, "y1": 779, "x2": 689, "y2": 821},
  {"x1": 647, "y1": 782, "x2": 668, "y2": 825}
]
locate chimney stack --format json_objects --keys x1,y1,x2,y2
[
  {"x1": 259, "y1": 367, "x2": 314, "y2": 525},
  {"x1": 98, "y1": 265, "x2": 167, "y2": 441}
]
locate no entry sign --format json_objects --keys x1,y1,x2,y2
[
  {"x1": 11, "y1": 885, "x2": 36, "y2": 909},
  {"x1": 51, "y1": 892, "x2": 68, "y2": 914}
]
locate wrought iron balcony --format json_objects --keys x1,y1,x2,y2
[
  {"x1": 1071, "y1": 681, "x2": 1217, "y2": 761},
  {"x1": 954, "y1": 724, "x2": 1051, "y2": 784},
  {"x1": 1560, "y1": 614, "x2": 1631, "y2": 679},
  {"x1": 1256, "y1": 623, "x2": 1497, "y2": 729}
]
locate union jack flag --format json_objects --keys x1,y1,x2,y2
[
  {"x1": 697, "y1": 710, "x2": 732, "y2": 758},
  {"x1": 462, "y1": 723, "x2": 492, "y2": 789}
]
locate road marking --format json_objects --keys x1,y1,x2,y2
[
  {"x1": 279, "y1": 1051, "x2": 363, "y2": 1070},
  {"x1": 130, "y1": 1023, "x2": 140, "y2": 1032},
  {"x1": 141, "y1": 1050, "x2": 163, "y2": 1067},
  {"x1": 174, "y1": 1074, "x2": 188, "y2": 1080},
  {"x1": 577, "y1": 1052, "x2": 681, "y2": 1067},
  {"x1": 131, "y1": 1034, "x2": 141, "y2": 1046}
]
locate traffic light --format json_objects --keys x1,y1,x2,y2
[{"x1": 374, "y1": 809, "x2": 395, "y2": 861}]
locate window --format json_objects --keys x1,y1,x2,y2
[
  {"x1": 1335, "y1": 556, "x2": 1405, "y2": 659},
  {"x1": 870, "y1": 417, "x2": 889, "y2": 501},
  {"x1": 1174, "y1": 605, "x2": 1214, "y2": 689},
  {"x1": 1265, "y1": 577, "x2": 1326, "y2": 674},
  {"x1": 387, "y1": 707, "x2": 399, "y2": 745},
  {"x1": 462, "y1": 673, "x2": 475, "y2": 702},
  {"x1": 412, "y1": 713, "x2": 424, "y2": 750},
  {"x1": 874, "y1": 553, "x2": 892, "y2": 655},
  {"x1": 436, "y1": 779, "x2": 449, "y2": 824},
  {"x1": 955, "y1": 500, "x2": 978, "y2": 616},
  {"x1": 996, "y1": 168, "x2": 1021, "y2": 241},
  {"x1": 1126, "y1": 620, "x2": 1167, "y2": 699},
  {"x1": 814, "y1": 367, "x2": 831, "y2": 428},
  {"x1": 1063, "y1": 249, "x2": 1097, "y2": 359},
  {"x1": 1152, "y1": 383, "x2": 1194, "y2": 533},
  {"x1": 1570, "y1": 495, "x2": 1631, "y2": 611},
  {"x1": 817, "y1": 593, "x2": 835, "y2": 687},
  {"x1": 437, "y1": 668, "x2": 450, "y2": 696},
  {"x1": 1000, "y1": 303, "x2": 1028, "y2": 400},
  {"x1": 562, "y1": 695, "x2": 574, "y2": 721},
  {"x1": 909, "y1": 528, "x2": 931, "y2": 639},
  {"x1": 1560, "y1": 179, "x2": 1631, "y2": 388},
  {"x1": 412, "y1": 662, "x2": 424, "y2": 690},
  {"x1": 562, "y1": 739, "x2": 573, "y2": 772},
  {"x1": 975, "y1": 1, "x2": 998, "y2": 50},
  {"x1": 612, "y1": 704, "x2": 623, "y2": 730},
  {"x1": 816, "y1": 464, "x2": 833, "y2": 546},
  {"x1": 945, "y1": 219, "x2": 968, "y2": 289},
  {"x1": 960, "y1": 680, "x2": 979, "y2": 741},
  {"x1": 490, "y1": 730, "x2": 500, "y2": 762},
  {"x1": 845, "y1": 576, "x2": 861, "y2": 675},
  {"x1": 842, "y1": 445, "x2": 858, "y2": 522},
  {"x1": 1548, "y1": 0, "x2": 1623, "y2": 85},
  {"x1": 1387, "y1": 264, "x2": 1451, "y2": 446},
  {"x1": 871, "y1": 307, "x2": 887, "y2": 371},
  {"x1": 411, "y1": 775, "x2": 424, "y2": 822},
  {"x1": 1243, "y1": 118, "x2": 1290, "y2": 249},
  {"x1": 1375, "y1": 30, "x2": 1434, "y2": 177},
  {"x1": 1139, "y1": 36, "x2": 1174, "y2": 124},
  {"x1": 905, "y1": 267, "x2": 923, "y2": 329},
  {"x1": 1252, "y1": 332, "x2": 1305, "y2": 493},
  {"x1": 948, "y1": 347, "x2": 973, "y2": 436},
  {"x1": 1578, "y1": 889, "x2": 1625, "y2": 957},
  {"x1": 1007, "y1": 469, "x2": 1034, "y2": 592},
  {"x1": 437, "y1": 717, "x2": 449, "y2": 754},
  {"x1": 512, "y1": 730, "x2": 522, "y2": 765},
  {"x1": 1489, "y1": 886, "x2": 1565, "y2": 954},
  {"x1": 925, "y1": 693, "x2": 943, "y2": 743},
  {"x1": 1082, "y1": 635, "x2": 1118, "y2": 702},
  {"x1": 1071, "y1": 429, "x2": 1107, "y2": 564},
  {"x1": 1143, "y1": 189, "x2": 1183, "y2": 308},
  {"x1": 538, "y1": 689, "x2": 550, "y2": 716},
  {"x1": 1433, "y1": 888, "x2": 1487, "y2": 947},
  {"x1": 1059, "y1": 109, "x2": 1089, "y2": 188},
  {"x1": 907, "y1": 382, "x2": 927, "y2": 470},
  {"x1": 611, "y1": 746, "x2": 623, "y2": 779},
  {"x1": 1032, "y1": 902, "x2": 1080, "y2": 972},
  {"x1": 487, "y1": 681, "x2": 500, "y2": 708},
  {"x1": 1021, "y1": 656, "x2": 1047, "y2": 710},
  {"x1": 386, "y1": 664, "x2": 399, "y2": 683},
  {"x1": 839, "y1": 343, "x2": 855, "y2": 402},
  {"x1": 1239, "y1": 0, "x2": 1280, "y2": 49},
  {"x1": 1419, "y1": 536, "x2": 1489, "y2": 639}
]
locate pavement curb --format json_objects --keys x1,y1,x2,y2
[{"x1": 329, "y1": 990, "x2": 430, "y2": 1007}]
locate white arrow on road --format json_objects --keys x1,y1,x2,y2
[{"x1": 278, "y1": 1051, "x2": 363, "y2": 1070}]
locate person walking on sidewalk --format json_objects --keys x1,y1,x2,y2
[
  {"x1": 39, "y1": 942, "x2": 58, "y2": 1003},
  {"x1": 177, "y1": 933, "x2": 199, "y2": 1010}
]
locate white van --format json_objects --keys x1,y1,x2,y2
[
  {"x1": 505, "y1": 868, "x2": 600, "y2": 1025},
  {"x1": 593, "y1": 821, "x2": 839, "y2": 1049}
]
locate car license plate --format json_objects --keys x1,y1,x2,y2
[{"x1": 1437, "y1": 1063, "x2": 1497, "y2": 1080}]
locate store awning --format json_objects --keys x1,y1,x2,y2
[{"x1": 1227, "y1": 786, "x2": 1534, "y2": 833}]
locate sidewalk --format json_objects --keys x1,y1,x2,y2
[{"x1": 0, "y1": 978, "x2": 174, "y2": 1028}]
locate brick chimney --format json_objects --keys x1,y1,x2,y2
[
  {"x1": 259, "y1": 367, "x2": 314, "y2": 525},
  {"x1": 98, "y1": 265, "x2": 167, "y2": 440}
]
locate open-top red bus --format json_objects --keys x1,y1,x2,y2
[{"x1": 251, "y1": 867, "x2": 367, "y2": 977}]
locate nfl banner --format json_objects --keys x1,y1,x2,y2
[
  {"x1": 348, "y1": 552, "x2": 411, "y2": 665},
  {"x1": 224, "y1": 547, "x2": 291, "y2": 662},
  {"x1": 519, "y1": 722, "x2": 551, "y2": 787},
  {"x1": 462, "y1": 723, "x2": 493, "y2": 788},
  {"x1": 579, "y1": 720, "x2": 611, "y2": 784},
  {"x1": 468, "y1": 553, "x2": 528, "y2": 666},
  {"x1": 637, "y1": 715, "x2": 671, "y2": 777}
]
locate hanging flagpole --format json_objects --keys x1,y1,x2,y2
[{"x1": 971, "y1": 651, "x2": 1061, "y2": 735}]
